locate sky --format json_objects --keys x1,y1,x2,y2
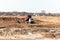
[{"x1": 0, "y1": 0, "x2": 60, "y2": 13}]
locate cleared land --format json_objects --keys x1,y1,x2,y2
[
  {"x1": 0, "y1": 16, "x2": 60, "y2": 27},
  {"x1": 0, "y1": 16, "x2": 60, "y2": 40}
]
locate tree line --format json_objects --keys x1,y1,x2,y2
[{"x1": 0, "y1": 12, "x2": 60, "y2": 16}]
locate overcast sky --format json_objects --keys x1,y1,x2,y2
[{"x1": 0, "y1": 0, "x2": 60, "y2": 13}]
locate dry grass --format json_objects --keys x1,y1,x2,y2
[
  {"x1": 0, "y1": 16, "x2": 60, "y2": 40},
  {"x1": 0, "y1": 16, "x2": 60, "y2": 27}
]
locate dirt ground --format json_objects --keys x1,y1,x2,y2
[
  {"x1": 0, "y1": 16, "x2": 60, "y2": 40},
  {"x1": 0, "y1": 16, "x2": 60, "y2": 27}
]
